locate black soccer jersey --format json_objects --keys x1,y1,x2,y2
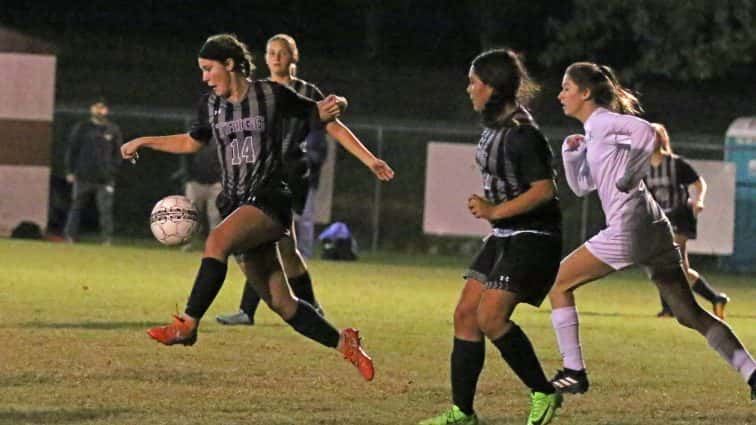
[
  {"x1": 644, "y1": 155, "x2": 699, "y2": 212},
  {"x1": 474, "y1": 106, "x2": 561, "y2": 232},
  {"x1": 189, "y1": 80, "x2": 321, "y2": 204},
  {"x1": 274, "y1": 77, "x2": 325, "y2": 160}
]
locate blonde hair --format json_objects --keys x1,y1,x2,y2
[
  {"x1": 651, "y1": 123, "x2": 673, "y2": 155},
  {"x1": 267, "y1": 33, "x2": 299, "y2": 77}
]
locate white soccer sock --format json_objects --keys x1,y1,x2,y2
[
  {"x1": 551, "y1": 306, "x2": 586, "y2": 371},
  {"x1": 705, "y1": 325, "x2": 756, "y2": 382}
]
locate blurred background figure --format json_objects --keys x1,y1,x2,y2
[
  {"x1": 63, "y1": 99, "x2": 122, "y2": 245},
  {"x1": 171, "y1": 137, "x2": 222, "y2": 250},
  {"x1": 645, "y1": 123, "x2": 730, "y2": 319},
  {"x1": 296, "y1": 130, "x2": 328, "y2": 259}
]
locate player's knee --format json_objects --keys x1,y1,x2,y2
[
  {"x1": 453, "y1": 302, "x2": 478, "y2": 329},
  {"x1": 476, "y1": 308, "x2": 508, "y2": 337},
  {"x1": 204, "y1": 230, "x2": 231, "y2": 258}
]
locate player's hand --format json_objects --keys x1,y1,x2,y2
[
  {"x1": 65, "y1": 174, "x2": 75, "y2": 184},
  {"x1": 317, "y1": 95, "x2": 345, "y2": 121},
  {"x1": 691, "y1": 199, "x2": 704, "y2": 216},
  {"x1": 564, "y1": 134, "x2": 585, "y2": 151},
  {"x1": 120, "y1": 139, "x2": 142, "y2": 163},
  {"x1": 468, "y1": 194, "x2": 495, "y2": 220},
  {"x1": 369, "y1": 158, "x2": 394, "y2": 181}
]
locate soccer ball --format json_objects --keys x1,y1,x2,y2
[{"x1": 149, "y1": 195, "x2": 199, "y2": 246}]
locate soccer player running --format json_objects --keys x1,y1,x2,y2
[
  {"x1": 216, "y1": 33, "x2": 328, "y2": 326},
  {"x1": 120, "y1": 33, "x2": 393, "y2": 382},
  {"x1": 645, "y1": 123, "x2": 730, "y2": 319},
  {"x1": 549, "y1": 62, "x2": 756, "y2": 401},
  {"x1": 419, "y1": 49, "x2": 563, "y2": 425}
]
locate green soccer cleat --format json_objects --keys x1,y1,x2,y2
[
  {"x1": 417, "y1": 405, "x2": 479, "y2": 425},
  {"x1": 527, "y1": 391, "x2": 562, "y2": 425}
]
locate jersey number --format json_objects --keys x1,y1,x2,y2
[{"x1": 229, "y1": 136, "x2": 257, "y2": 165}]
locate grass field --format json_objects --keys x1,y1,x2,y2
[{"x1": 1, "y1": 238, "x2": 754, "y2": 425}]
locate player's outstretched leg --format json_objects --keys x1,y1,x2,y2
[{"x1": 654, "y1": 266, "x2": 756, "y2": 401}]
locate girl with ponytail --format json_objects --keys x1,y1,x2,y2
[{"x1": 547, "y1": 61, "x2": 756, "y2": 402}]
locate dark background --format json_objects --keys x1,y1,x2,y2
[{"x1": 3, "y1": 1, "x2": 755, "y2": 252}]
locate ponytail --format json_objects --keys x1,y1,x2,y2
[{"x1": 567, "y1": 62, "x2": 642, "y2": 116}]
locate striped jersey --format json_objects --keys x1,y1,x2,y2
[
  {"x1": 272, "y1": 77, "x2": 325, "y2": 159},
  {"x1": 644, "y1": 154, "x2": 699, "y2": 212},
  {"x1": 474, "y1": 106, "x2": 561, "y2": 232},
  {"x1": 189, "y1": 79, "x2": 321, "y2": 203}
]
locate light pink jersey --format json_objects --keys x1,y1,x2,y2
[{"x1": 562, "y1": 107, "x2": 679, "y2": 270}]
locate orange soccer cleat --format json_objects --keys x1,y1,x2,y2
[
  {"x1": 338, "y1": 328, "x2": 375, "y2": 381},
  {"x1": 147, "y1": 314, "x2": 198, "y2": 346}
]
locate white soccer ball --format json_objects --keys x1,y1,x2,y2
[{"x1": 149, "y1": 195, "x2": 199, "y2": 246}]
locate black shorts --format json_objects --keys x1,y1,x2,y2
[
  {"x1": 216, "y1": 187, "x2": 293, "y2": 262},
  {"x1": 464, "y1": 232, "x2": 562, "y2": 307},
  {"x1": 666, "y1": 206, "x2": 697, "y2": 239},
  {"x1": 216, "y1": 188, "x2": 293, "y2": 228}
]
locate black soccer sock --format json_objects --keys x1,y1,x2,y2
[
  {"x1": 692, "y1": 276, "x2": 720, "y2": 303},
  {"x1": 285, "y1": 299, "x2": 339, "y2": 348},
  {"x1": 492, "y1": 323, "x2": 554, "y2": 394},
  {"x1": 659, "y1": 294, "x2": 672, "y2": 313},
  {"x1": 451, "y1": 338, "x2": 485, "y2": 416},
  {"x1": 239, "y1": 281, "x2": 262, "y2": 317},
  {"x1": 185, "y1": 257, "x2": 228, "y2": 320},
  {"x1": 289, "y1": 272, "x2": 317, "y2": 306}
]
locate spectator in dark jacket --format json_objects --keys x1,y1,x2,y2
[{"x1": 63, "y1": 99, "x2": 122, "y2": 244}]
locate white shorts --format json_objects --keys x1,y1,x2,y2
[{"x1": 587, "y1": 190, "x2": 681, "y2": 272}]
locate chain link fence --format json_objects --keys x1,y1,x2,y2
[{"x1": 52, "y1": 105, "x2": 725, "y2": 258}]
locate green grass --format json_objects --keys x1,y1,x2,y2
[{"x1": 0, "y1": 238, "x2": 754, "y2": 425}]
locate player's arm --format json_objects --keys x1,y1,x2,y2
[
  {"x1": 562, "y1": 134, "x2": 595, "y2": 196},
  {"x1": 613, "y1": 116, "x2": 656, "y2": 192},
  {"x1": 120, "y1": 134, "x2": 203, "y2": 161},
  {"x1": 325, "y1": 119, "x2": 394, "y2": 181},
  {"x1": 468, "y1": 179, "x2": 555, "y2": 221},
  {"x1": 690, "y1": 176, "x2": 706, "y2": 215},
  {"x1": 469, "y1": 127, "x2": 557, "y2": 220}
]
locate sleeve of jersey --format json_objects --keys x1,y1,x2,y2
[
  {"x1": 561, "y1": 137, "x2": 596, "y2": 197},
  {"x1": 310, "y1": 84, "x2": 326, "y2": 102},
  {"x1": 676, "y1": 157, "x2": 700, "y2": 185},
  {"x1": 612, "y1": 116, "x2": 656, "y2": 193},
  {"x1": 277, "y1": 84, "x2": 325, "y2": 132},
  {"x1": 187, "y1": 95, "x2": 212, "y2": 144},
  {"x1": 511, "y1": 127, "x2": 554, "y2": 184}
]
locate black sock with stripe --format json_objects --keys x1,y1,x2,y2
[
  {"x1": 492, "y1": 323, "x2": 554, "y2": 394},
  {"x1": 285, "y1": 299, "x2": 339, "y2": 348},
  {"x1": 692, "y1": 276, "x2": 720, "y2": 303}
]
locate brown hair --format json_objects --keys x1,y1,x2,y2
[
  {"x1": 198, "y1": 33, "x2": 255, "y2": 78},
  {"x1": 471, "y1": 48, "x2": 539, "y2": 126},
  {"x1": 565, "y1": 62, "x2": 642, "y2": 116}
]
